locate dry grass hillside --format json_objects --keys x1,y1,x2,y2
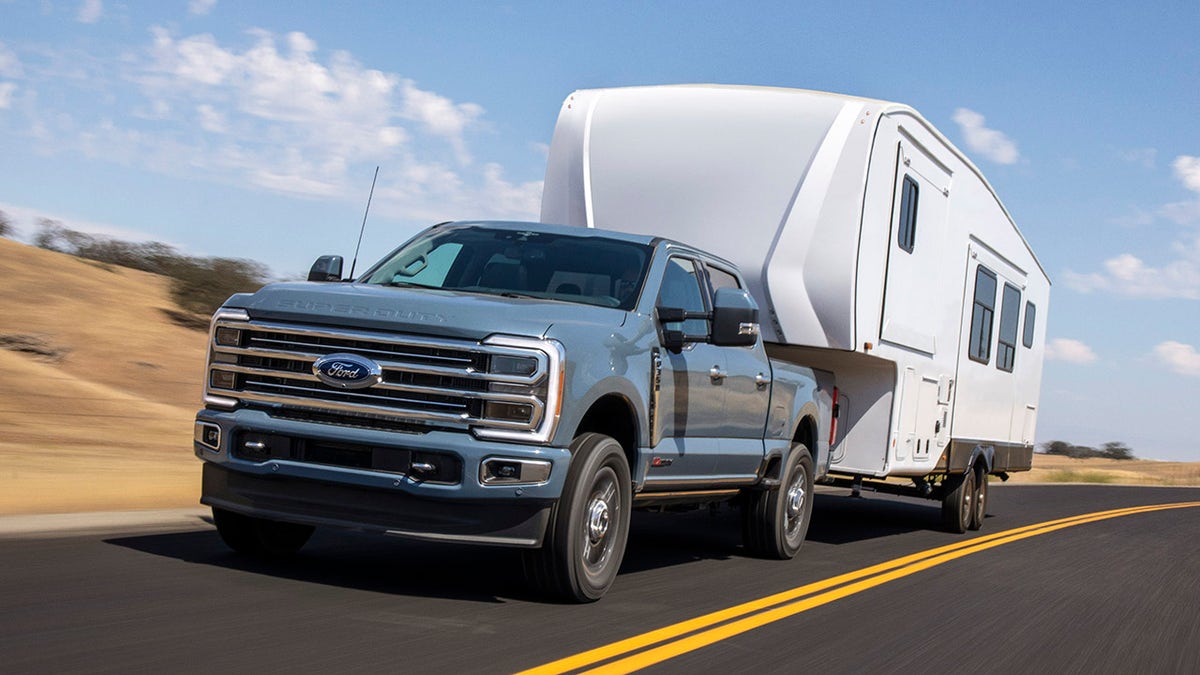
[
  {"x1": 0, "y1": 237, "x2": 206, "y2": 514},
  {"x1": 0, "y1": 236, "x2": 1196, "y2": 516}
]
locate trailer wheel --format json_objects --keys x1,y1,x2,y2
[
  {"x1": 940, "y1": 466, "x2": 976, "y2": 534},
  {"x1": 743, "y1": 444, "x2": 813, "y2": 559},
  {"x1": 523, "y1": 433, "x2": 631, "y2": 602},
  {"x1": 969, "y1": 464, "x2": 988, "y2": 531},
  {"x1": 212, "y1": 507, "x2": 314, "y2": 557}
]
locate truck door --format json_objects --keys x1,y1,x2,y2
[
  {"x1": 704, "y1": 262, "x2": 771, "y2": 477},
  {"x1": 651, "y1": 256, "x2": 727, "y2": 481}
]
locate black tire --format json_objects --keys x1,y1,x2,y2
[
  {"x1": 524, "y1": 433, "x2": 631, "y2": 602},
  {"x1": 743, "y1": 444, "x2": 814, "y2": 559},
  {"x1": 212, "y1": 507, "x2": 314, "y2": 557},
  {"x1": 941, "y1": 466, "x2": 976, "y2": 534},
  {"x1": 969, "y1": 464, "x2": 988, "y2": 531}
]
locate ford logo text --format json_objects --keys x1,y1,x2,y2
[{"x1": 313, "y1": 353, "x2": 384, "y2": 390}]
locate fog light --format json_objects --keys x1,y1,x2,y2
[
  {"x1": 210, "y1": 369, "x2": 237, "y2": 390},
  {"x1": 194, "y1": 422, "x2": 221, "y2": 451},
  {"x1": 484, "y1": 401, "x2": 533, "y2": 423},
  {"x1": 481, "y1": 458, "x2": 552, "y2": 485}
]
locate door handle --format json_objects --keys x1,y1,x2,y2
[
  {"x1": 755, "y1": 373, "x2": 771, "y2": 389},
  {"x1": 709, "y1": 366, "x2": 726, "y2": 383}
]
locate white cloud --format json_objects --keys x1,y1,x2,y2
[
  {"x1": 1045, "y1": 338, "x2": 1098, "y2": 365},
  {"x1": 1063, "y1": 233, "x2": 1200, "y2": 299},
  {"x1": 399, "y1": 80, "x2": 484, "y2": 163},
  {"x1": 149, "y1": 28, "x2": 237, "y2": 86},
  {"x1": 1173, "y1": 155, "x2": 1200, "y2": 193},
  {"x1": 952, "y1": 108, "x2": 1019, "y2": 165},
  {"x1": 1152, "y1": 341, "x2": 1200, "y2": 376},
  {"x1": 188, "y1": 0, "x2": 217, "y2": 16},
  {"x1": 129, "y1": 26, "x2": 517, "y2": 208},
  {"x1": 1154, "y1": 155, "x2": 1200, "y2": 226},
  {"x1": 0, "y1": 41, "x2": 22, "y2": 78},
  {"x1": 76, "y1": 0, "x2": 102, "y2": 24},
  {"x1": 6, "y1": 26, "x2": 541, "y2": 226},
  {"x1": 196, "y1": 104, "x2": 226, "y2": 133},
  {"x1": 480, "y1": 163, "x2": 543, "y2": 218},
  {"x1": 1119, "y1": 147, "x2": 1157, "y2": 169},
  {"x1": 0, "y1": 82, "x2": 15, "y2": 109}
]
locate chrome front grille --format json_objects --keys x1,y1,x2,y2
[{"x1": 204, "y1": 311, "x2": 561, "y2": 441}]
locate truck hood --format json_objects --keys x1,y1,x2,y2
[{"x1": 229, "y1": 281, "x2": 626, "y2": 341}]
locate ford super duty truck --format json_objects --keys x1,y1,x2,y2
[{"x1": 194, "y1": 220, "x2": 833, "y2": 601}]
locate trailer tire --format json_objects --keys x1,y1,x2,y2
[
  {"x1": 523, "y1": 433, "x2": 631, "y2": 602},
  {"x1": 212, "y1": 507, "x2": 314, "y2": 557},
  {"x1": 941, "y1": 466, "x2": 976, "y2": 534},
  {"x1": 969, "y1": 464, "x2": 988, "y2": 531},
  {"x1": 743, "y1": 444, "x2": 813, "y2": 559}
]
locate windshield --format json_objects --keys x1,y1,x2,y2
[{"x1": 362, "y1": 226, "x2": 652, "y2": 311}]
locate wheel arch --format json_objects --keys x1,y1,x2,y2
[{"x1": 573, "y1": 393, "x2": 639, "y2": 470}]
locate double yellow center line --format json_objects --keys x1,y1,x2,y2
[{"x1": 519, "y1": 501, "x2": 1200, "y2": 675}]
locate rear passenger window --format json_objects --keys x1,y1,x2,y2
[
  {"x1": 706, "y1": 265, "x2": 741, "y2": 291},
  {"x1": 997, "y1": 283, "x2": 1021, "y2": 372},
  {"x1": 968, "y1": 266, "x2": 997, "y2": 364},
  {"x1": 897, "y1": 175, "x2": 919, "y2": 253},
  {"x1": 1022, "y1": 302, "x2": 1036, "y2": 348}
]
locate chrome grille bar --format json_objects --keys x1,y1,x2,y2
[{"x1": 205, "y1": 316, "x2": 554, "y2": 435}]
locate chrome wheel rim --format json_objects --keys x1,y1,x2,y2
[
  {"x1": 581, "y1": 468, "x2": 619, "y2": 576},
  {"x1": 784, "y1": 464, "x2": 808, "y2": 541}
]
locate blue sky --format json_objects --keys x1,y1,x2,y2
[{"x1": 1, "y1": 1, "x2": 1198, "y2": 461}]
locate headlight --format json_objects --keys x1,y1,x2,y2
[{"x1": 489, "y1": 354, "x2": 539, "y2": 377}]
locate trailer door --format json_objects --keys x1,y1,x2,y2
[{"x1": 880, "y1": 137, "x2": 952, "y2": 356}]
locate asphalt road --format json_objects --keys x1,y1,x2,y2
[{"x1": 2, "y1": 484, "x2": 1198, "y2": 674}]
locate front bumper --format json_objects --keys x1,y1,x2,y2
[{"x1": 194, "y1": 408, "x2": 571, "y2": 547}]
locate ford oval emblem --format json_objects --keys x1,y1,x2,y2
[{"x1": 312, "y1": 353, "x2": 383, "y2": 390}]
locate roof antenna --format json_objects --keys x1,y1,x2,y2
[{"x1": 348, "y1": 166, "x2": 379, "y2": 280}]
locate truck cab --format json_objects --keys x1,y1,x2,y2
[{"x1": 195, "y1": 220, "x2": 830, "y2": 601}]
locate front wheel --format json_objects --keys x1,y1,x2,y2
[
  {"x1": 212, "y1": 508, "x2": 314, "y2": 557},
  {"x1": 524, "y1": 433, "x2": 632, "y2": 602},
  {"x1": 743, "y1": 444, "x2": 814, "y2": 559}
]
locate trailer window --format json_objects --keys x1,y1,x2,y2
[
  {"x1": 997, "y1": 283, "x2": 1021, "y2": 372},
  {"x1": 897, "y1": 175, "x2": 919, "y2": 253},
  {"x1": 1022, "y1": 301, "x2": 1036, "y2": 348},
  {"x1": 968, "y1": 266, "x2": 997, "y2": 364}
]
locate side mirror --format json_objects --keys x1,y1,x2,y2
[
  {"x1": 308, "y1": 255, "x2": 344, "y2": 282},
  {"x1": 655, "y1": 305, "x2": 703, "y2": 353},
  {"x1": 710, "y1": 288, "x2": 760, "y2": 347}
]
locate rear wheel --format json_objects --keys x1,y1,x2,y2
[
  {"x1": 212, "y1": 508, "x2": 314, "y2": 557},
  {"x1": 743, "y1": 444, "x2": 814, "y2": 559},
  {"x1": 940, "y1": 466, "x2": 976, "y2": 534},
  {"x1": 524, "y1": 433, "x2": 631, "y2": 602},
  {"x1": 969, "y1": 464, "x2": 988, "y2": 531}
]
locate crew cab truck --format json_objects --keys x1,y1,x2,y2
[
  {"x1": 195, "y1": 220, "x2": 832, "y2": 601},
  {"x1": 542, "y1": 85, "x2": 1050, "y2": 532}
]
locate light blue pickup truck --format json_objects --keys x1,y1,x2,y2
[{"x1": 194, "y1": 220, "x2": 834, "y2": 601}]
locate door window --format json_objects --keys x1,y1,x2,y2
[{"x1": 659, "y1": 257, "x2": 709, "y2": 335}]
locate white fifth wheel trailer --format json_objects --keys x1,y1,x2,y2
[{"x1": 541, "y1": 84, "x2": 1050, "y2": 531}]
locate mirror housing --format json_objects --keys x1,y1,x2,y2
[
  {"x1": 710, "y1": 288, "x2": 760, "y2": 347},
  {"x1": 308, "y1": 255, "x2": 344, "y2": 282}
]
